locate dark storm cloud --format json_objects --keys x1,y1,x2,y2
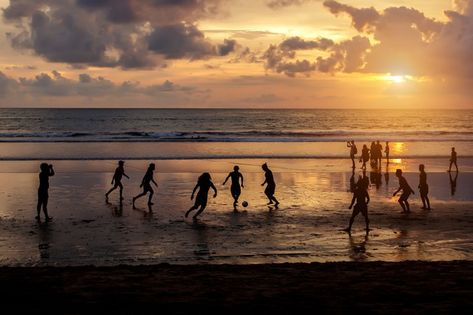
[{"x1": 2, "y1": 0, "x2": 236, "y2": 68}]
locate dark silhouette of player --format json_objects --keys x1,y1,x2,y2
[
  {"x1": 449, "y1": 171, "x2": 458, "y2": 196},
  {"x1": 261, "y1": 163, "x2": 279, "y2": 207},
  {"x1": 347, "y1": 140, "x2": 357, "y2": 168},
  {"x1": 448, "y1": 147, "x2": 458, "y2": 172},
  {"x1": 345, "y1": 182, "x2": 370, "y2": 233},
  {"x1": 185, "y1": 173, "x2": 217, "y2": 219},
  {"x1": 133, "y1": 163, "x2": 158, "y2": 208},
  {"x1": 37, "y1": 163, "x2": 55, "y2": 221},
  {"x1": 376, "y1": 140, "x2": 383, "y2": 166},
  {"x1": 418, "y1": 164, "x2": 431, "y2": 210},
  {"x1": 393, "y1": 169, "x2": 414, "y2": 213},
  {"x1": 360, "y1": 145, "x2": 370, "y2": 170},
  {"x1": 385, "y1": 141, "x2": 390, "y2": 163},
  {"x1": 105, "y1": 160, "x2": 129, "y2": 202},
  {"x1": 222, "y1": 166, "x2": 244, "y2": 211}
]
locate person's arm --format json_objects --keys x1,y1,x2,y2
[
  {"x1": 240, "y1": 173, "x2": 244, "y2": 188},
  {"x1": 222, "y1": 173, "x2": 230, "y2": 185},
  {"x1": 191, "y1": 184, "x2": 199, "y2": 200},
  {"x1": 49, "y1": 165, "x2": 55, "y2": 177},
  {"x1": 152, "y1": 176, "x2": 158, "y2": 187},
  {"x1": 348, "y1": 195, "x2": 355, "y2": 209},
  {"x1": 261, "y1": 177, "x2": 267, "y2": 186},
  {"x1": 366, "y1": 192, "x2": 370, "y2": 205},
  {"x1": 123, "y1": 172, "x2": 130, "y2": 179},
  {"x1": 211, "y1": 182, "x2": 217, "y2": 198},
  {"x1": 393, "y1": 186, "x2": 401, "y2": 196}
]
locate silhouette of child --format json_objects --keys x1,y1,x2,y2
[
  {"x1": 37, "y1": 163, "x2": 55, "y2": 221},
  {"x1": 185, "y1": 173, "x2": 217, "y2": 219},
  {"x1": 360, "y1": 145, "x2": 370, "y2": 169},
  {"x1": 133, "y1": 163, "x2": 158, "y2": 208},
  {"x1": 222, "y1": 166, "x2": 244, "y2": 211},
  {"x1": 345, "y1": 183, "x2": 370, "y2": 233},
  {"x1": 385, "y1": 141, "x2": 390, "y2": 163},
  {"x1": 347, "y1": 140, "x2": 357, "y2": 169},
  {"x1": 106, "y1": 160, "x2": 129, "y2": 202},
  {"x1": 262, "y1": 163, "x2": 279, "y2": 206},
  {"x1": 393, "y1": 169, "x2": 414, "y2": 213},
  {"x1": 448, "y1": 147, "x2": 458, "y2": 172},
  {"x1": 418, "y1": 164, "x2": 431, "y2": 210}
]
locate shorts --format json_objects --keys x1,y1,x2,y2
[
  {"x1": 419, "y1": 185, "x2": 429, "y2": 196},
  {"x1": 399, "y1": 191, "x2": 411, "y2": 201},
  {"x1": 231, "y1": 185, "x2": 241, "y2": 197},
  {"x1": 265, "y1": 185, "x2": 275, "y2": 196}
]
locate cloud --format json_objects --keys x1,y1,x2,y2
[
  {"x1": 2, "y1": 0, "x2": 236, "y2": 68},
  {"x1": 266, "y1": 0, "x2": 319, "y2": 9}
]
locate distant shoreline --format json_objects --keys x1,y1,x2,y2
[{"x1": 1, "y1": 261, "x2": 472, "y2": 314}]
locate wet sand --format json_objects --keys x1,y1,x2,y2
[
  {"x1": 1, "y1": 261, "x2": 472, "y2": 314},
  {"x1": 0, "y1": 159, "x2": 472, "y2": 265}
]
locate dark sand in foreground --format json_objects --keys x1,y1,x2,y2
[{"x1": 1, "y1": 261, "x2": 472, "y2": 314}]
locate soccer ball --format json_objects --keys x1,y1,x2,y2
[{"x1": 242, "y1": 201, "x2": 248, "y2": 207}]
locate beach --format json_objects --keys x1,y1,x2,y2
[
  {"x1": 0, "y1": 158, "x2": 472, "y2": 266},
  {"x1": 1, "y1": 261, "x2": 472, "y2": 314}
]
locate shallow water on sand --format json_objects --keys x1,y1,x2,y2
[{"x1": 0, "y1": 159, "x2": 472, "y2": 266}]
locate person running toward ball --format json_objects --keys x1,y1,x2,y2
[
  {"x1": 393, "y1": 169, "x2": 415, "y2": 213},
  {"x1": 185, "y1": 172, "x2": 217, "y2": 220},
  {"x1": 222, "y1": 165, "x2": 244, "y2": 211}
]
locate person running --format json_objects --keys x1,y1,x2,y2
[
  {"x1": 133, "y1": 163, "x2": 158, "y2": 208},
  {"x1": 393, "y1": 169, "x2": 415, "y2": 213},
  {"x1": 105, "y1": 160, "x2": 129, "y2": 202},
  {"x1": 347, "y1": 140, "x2": 358, "y2": 169},
  {"x1": 418, "y1": 164, "x2": 431, "y2": 210},
  {"x1": 261, "y1": 163, "x2": 279, "y2": 206},
  {"x1": 385, "y1": 141, "x2": 390, "y2": 163},
  {"x1": 360, "y1": 145, "x2": 370, "y2": 170},
  {"x1": 344, "y1": 181, "x2": 370, "y2": 233},
  {"x1": 185, "y1": 173, "x2": 217, "y2": 219},
  {"x1": 37, "y1": 163, "x2": 55, "y2": 222},
  {"x1": 222, "y1": 165, "x2": 244, "y2": 211},
  {"x1": 448, "y1": 147, "x2": 458, "y2": 172}
]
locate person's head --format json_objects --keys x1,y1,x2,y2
[
  {"x1": 419, "y1": 164, "x2": 425, "y2": 172},
  {"x1": 395, "y1": 169, "x2": 402, "y2": 177},
  {"x1": 351, "y1": 140, "x2": 355, "y2": 144},
  {"x1": 363, "y1": 144, "x2": 367, "y2": 149},
  {"x1": 233, "y1": 165, "x2": 239, "y2": 171},
  {"x1": 262, "y1": 163, "x2": 268, "y2": 171},
  {"x1": 199, "y1": 172, "x2": 211, "y2": 182},
  {"x1": 452, "y1": 147, "x2": 455, "y2": 152},
  {"x1": 118, "y1": 160, "x2": 124, "y2": 166},
  {"x1": 377, "y1": 140, "x2": 380, "y2": 144},
  {"x1": 40, "y1": 163, "x2": 49, "y2": 172},
  {"x1": 386, "y1": 141, "x2": 389, "y2": 145},
  {"x1": 148, "y1": 163, "x2": 155, "y2": 171}
]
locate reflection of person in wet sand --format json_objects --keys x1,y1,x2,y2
[
  {"x1": 133, "y1": 163, "x2": 158, "y2": 208},
  {"x1": 345, "y1": 181, "x2": 370, "y2": 233},
  {"x1": 105, "y1": 160, "x2": 129, "y2": 202},
  {"x1": 261, "y1": 163, "x2": 279, "y2": 207},
  {"x1": 37, "y1": 163, "x2": 55, "y2": 222},
  {"x1": 186, "y1": 173, "x2": 217, "y2": 220},
  {"x1": 222, "y1": 166, "x2": 244, "y2": 211},
  {"x1": 347, "y1": 140, "x2": 357, "y2": 169},
  {"x1": 418, "y1": 164, "x2": 431, "y2": 210},
  {"x1": 448, "y1": 147, "x2": 458, "y2": 172},
  {"x1": 385, "y1": 141, "x2": 390, "y2": 163},
  {"x1": 449, "y1": 171, "x2": 458, "y2": 196},
  {"x1": 393, "y1": 169, "x2": 415, "y2": 213}
]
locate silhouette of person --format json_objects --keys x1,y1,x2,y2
[
  {"x1": 370, "y1": 141, "x2": 377, "y2": 167},
  {"x1": 185, "y1": 173, "x2": 217, "y2": 219},
  {"x1": 376, "y1": 140, "x2": 383, "y2": 167},
  {"x1": 360, "y1": 145, "x2": 370, "y2": 170},
  {"x1": 347, "y1": 140, "x2": 357, "y2": 169},
  {"x1": 222, "y1": 165, "x2": 244, "y2": 211},
  {"x1": 261, "y1": 163, "x2": 279, "y2": 206},
  {"x1": 448, "y1": 147, "x2": 458, "y2": 172},
  {"x1": 385, "y1": 141, "x2": 390, "y2": 163},
  {"x1": 393, "y1": 169, "x2": 414, "y2": 213},
  {"x1": 418, "y1": 164, "x2": 431, "y2": 210},
  {"x1": 345, "y1": 182, "x2": 370, "y2": 233},
  {"x1": 449, "y1": 171, "x2": 458, "y2": 196},
  {"x1": 133, "y1": 163, "x2": 158, "y2": 208},
  {"x1": 105, "y1": 160, "x2": 129, "y2": 202},
  {"x1": 37, "y1": 163, "x2": 55, "y2": 222}
]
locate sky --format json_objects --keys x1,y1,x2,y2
[{"x1": 0, "y1": 0, "x2": 472, "y2": 108}]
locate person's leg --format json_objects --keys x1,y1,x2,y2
[
  {"x1": 133, "y1": 190, "x2": 148, "y2": 207},
  {"x1": 105, "y1": 186, "x2": 115, "y2": 197},
  {"x1": 185, "y1": 204, "x2": 198, "y2": 218},
  {"x1": 363, "y1": 209, "x2": 369, "y2": 231},
  {"x1": 147, "y1": 187, "x2": 154, "y2": 205},
  {"x1": 36, "y1": 195, "x2": 42, "y2": 220},
  {"x1": 420, "y1": 194, "x2": 427, "y2": 209},
  {"x1": 265, "y1": 189, "x2": 273, "y2": 204},
  {"x1": 449, "y1": 161, "x2": 453, "y2": 172},
  {"x1": 272, "y1": 195, "x2": 279, "y2": 205},
  {"x1": 398, "y1": 198, "x2": 407, "y2": 212},
  {"x1": 118, "y1": 183, "x2": 123, "y2": 200},
  {"x1": 404, "y1": 199, "x2": 411, "y2": 212},
  {"x1": 43, "y1": 194, "x2": 51, "y2": 220},
  {"x1": 425, "y1": 195, "x2": 431, "y2": 210},
  {"x1": 193, "y1": 204, "x2": 207, "y2": 219},
  {"x1": 455, "y1": 161, "x2": 458, "y2": 172}
]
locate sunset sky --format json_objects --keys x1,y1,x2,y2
[{"x1": 0, "y1": 0, "x2": 472, "y2": 108}]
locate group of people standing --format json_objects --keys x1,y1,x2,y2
[{"x1": 347, "y1": 140, "x2": 389, "y2": 169}]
